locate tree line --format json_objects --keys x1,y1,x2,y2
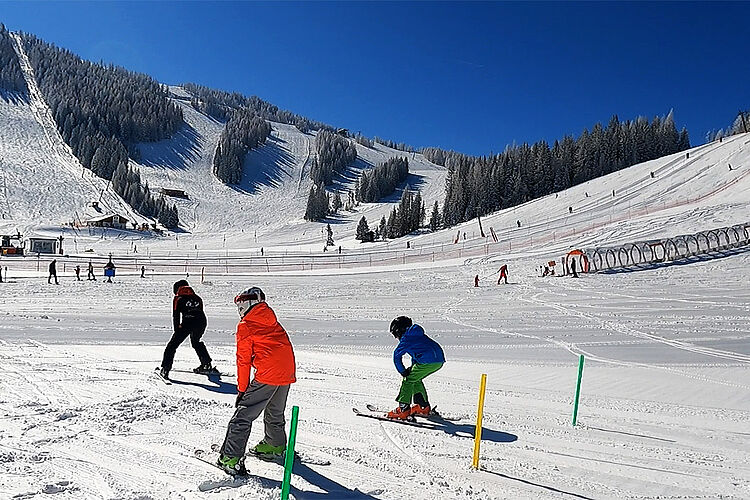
[
  {"x1": 706, "y1": 110, "x2": 750, "y2": 141},
  {"x1": 356, "y1": 189, "x2": 425, "y2": 242},
  {"x1": 0, "y1": 24, "x2": 27, "y2": 93},
  {"x1": 310, "y1": 129, "x2": 357, "y2": 185},
  {"x1": 183, "y1": 82, "x2": 329, "y2": 133},
  {"x1": 427, "y1": 112, "x2": 690, "y2": 228},
  {"x1": 213, "y1": 108, "x2": 272, "y2": 184},
  {"x1": 355, "y1": 157, "x2": 409, "y2": 203},
  {"x1": 20, "y1": 33, "x2": 182, "y2": 228}
]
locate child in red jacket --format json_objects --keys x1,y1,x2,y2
[{"x1": 217, "y1": 287, "x2": 296, "y2": 476}]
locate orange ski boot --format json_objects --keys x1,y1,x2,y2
[
  {"x1": 387, "y1": 404, "x2": 412, "y2": 420},
  {"x1": 410, "y1": 404, "x2": 431, "y2": 416}
]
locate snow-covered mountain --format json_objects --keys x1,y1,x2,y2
[{"x1": 131, "y1": 86, "x2": 447, "y2": 251}]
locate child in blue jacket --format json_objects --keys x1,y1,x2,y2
[{"x1": 388, "y1": 316, "x2": 445, "y2": 419}]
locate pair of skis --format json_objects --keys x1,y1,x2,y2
[
  {"x1": 194, "y1": 444, "x2": 330, "y2": 471},
  {"x1": 353, "y1": 404, "x2": 460, "y2": 427},
  {"x1": 153, "y1": 367, "x2": 233, "y2": 385}
]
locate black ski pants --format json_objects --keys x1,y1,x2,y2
[{"x1": 161, "y1": 321, "x2": 211, "y2": 372}]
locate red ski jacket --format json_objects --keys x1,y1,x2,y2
[{"x1": 236, "y1": 302, "x2": 296, "y2": 391}]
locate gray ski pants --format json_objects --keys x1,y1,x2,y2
[{"x1": 220, "y1": 380, "x2": 290, "y2": 458}]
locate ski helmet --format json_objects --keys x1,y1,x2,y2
[
  {"x1": 234, "y1": 286, "x2": 266, "y2": 318},
  {"x1": 389, "y1": 316, "x2": 412, "y2": 339},
  {"x1": 173, "y1": 279, "x2": 189, "y2": 294}
]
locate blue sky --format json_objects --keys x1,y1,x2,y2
[{"x1": 2, "y1": 1, "x2": 748, "y2": 155}]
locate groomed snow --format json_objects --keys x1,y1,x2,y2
[{"x1": 1, "y1": 250, "x2": 749, "y2": 499}]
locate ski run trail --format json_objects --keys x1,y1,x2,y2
[{"x1": 1, "y1": 73, "x2": 750, "y2": 498}]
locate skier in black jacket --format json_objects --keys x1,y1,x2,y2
[{"x1": 159, "y1": 280, "x2": 215, "y2": 379}]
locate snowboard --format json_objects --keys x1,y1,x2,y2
[{"x1": 365, "y1": 404, "x2": 460, "y2": 422}]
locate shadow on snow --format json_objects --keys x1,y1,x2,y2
[{"x1": 231, "y1": 135, "x2": 297, "y2": 194}]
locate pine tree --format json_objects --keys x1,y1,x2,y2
[
  {"x1": 326, "y1": 223, "x2": 334, "y2": 246},
  {"x1": 356, "y1": 216, "x2": 370, "y2": 241},
  {"x1": 429, "y1": 200, "x2": 441, "y2": 231}
]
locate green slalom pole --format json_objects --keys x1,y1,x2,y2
[
  {"x1": 280, "y1": 405, "x2": 300, "y2": 500},
  {"x1": 572, "y1": 355, "x2": 585, "y2": 426}
]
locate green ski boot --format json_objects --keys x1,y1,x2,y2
[
  {"x1": 217, "y1": 454, "x2": 247, "y2": 476},
  {"x1": 252, "y1": 441, "x2": 285, "y2": 457}
]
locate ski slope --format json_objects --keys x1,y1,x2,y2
[
  {"x1": 1, "y1": 253, "x2": 749, "y2": 499},
  {"x1": 409, "y1": 133, "x2": 750, "y2": 263},
  {"x1": 132, "y1": 86, "x2": 447, "y2": 252},
  {"x1": 0, "y1": 35, "x2": 146, "y2": 238},
  {"x1": 2, "y1": 36, "x2": 750, "y2": 500}
]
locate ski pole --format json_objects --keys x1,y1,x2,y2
[{"x1": 280, "y1": 405, "x2": 300, "y2": 500}]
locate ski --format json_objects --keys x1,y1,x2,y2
[
  {"x1": 153, "y1": 367, "x2": 172, "y2": 385},
  {"x1": 352, "y1": 408, "x2": 441, "y2": 429},
  {"x1": 171, "y1": 368, "x2": 234, "y2": 377},
  {"x1": 202, "y1": 444, "x2": 331, "y2": 467},
  {"x1": 193, "y1": 450, "x2": 252, "y2": 490},
  {"x1": 365, "y1": 403, "x2": 460, "y2": 422},
  {"x1": 247, "y1": 449, "x2": 332, "y2": 467}
]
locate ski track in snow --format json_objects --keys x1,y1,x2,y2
[{"x1": 1, "y1": 261, "x2": 750, "y2": 498}]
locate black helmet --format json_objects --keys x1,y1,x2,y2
[
  {"x1": 390, "y1": 316, "x2": 412, "y2": 339},
  {"x1": 173, "y1": 279, "x2": 189, "y2": 294}
]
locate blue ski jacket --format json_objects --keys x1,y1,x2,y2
[{"x1": 393, "y1": 324, "x2": 445, "y2": 376}]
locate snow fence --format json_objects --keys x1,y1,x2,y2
[{"x1": 578, "y1": 223, "x2": 750, "y2": 273}]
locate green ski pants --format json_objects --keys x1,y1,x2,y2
[{"x1": 396, "y1": 362, "x2": 443, "y2": 405}]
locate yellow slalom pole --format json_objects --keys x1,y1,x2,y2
[{"x1": 472, "y1": 373, "x2": 487, "y2": 469}]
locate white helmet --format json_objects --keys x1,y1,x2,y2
[{"x1": 234, "y1": 286, "x2": 266, "y2": 318}]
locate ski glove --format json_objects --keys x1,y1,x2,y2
[
  {"x1": 235, "y1": 391, "x2": 245, "y2": 407},
  {"x1": 401, "y1": 366, "x2": 412, "y2": 378}
]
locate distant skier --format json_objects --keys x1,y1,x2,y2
[
  {"x1": 569, "y1": 206, "x2": 573, "y2": 214},
  {"x1": 387, "y1": 316, "x2": 445, "y2": 420},
  {"x1": 474, "y1": 274, "x2": 479, "y2": 287},
  {"x1": 48, "y1": 259, "x2": 58, "y2": 285},
  {"x1": 217, "y1": 287, "x2": 296, "y2": 476},
  {"x1": 87, "y1": 261, "x2": 96, "y2": 281},
  {"x1": 159, "y1": 280, "x2": 215, "y2": 380},
  {"x1": 571, "y1": 259, "x2": 579, "y2": 278},
  {"x1": 140, "y1": 265, "x2": 145, "y2": 278},
  {"x1": 497, "y1": 264, "x2": 508, "y2": 284},
  {"x1": 104, "y1": 258, "x2": 116, "y2": 283},
  {"x1": 516, "y1": 220, "x2": 521, "y2": 228},
  {"x1": 75, "y1": 265, "x2": 81, "y2": 281}
]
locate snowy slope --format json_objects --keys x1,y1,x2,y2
[
  {"x1": 405, "y1": 133, "x2": 750, "y2": 262},
  {"x1": 0, "y1": 35, "x2": 146, "y2": 238},
  {"x1": 132, "y1": 86, "x2": 447, "y2": 251},
  {"x1": 1, "y1": 257, "x2": 749, "y2": 499}
]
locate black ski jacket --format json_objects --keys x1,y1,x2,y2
[{"x1": 173, "y1": 286, "x2": 207, "y2": 331}]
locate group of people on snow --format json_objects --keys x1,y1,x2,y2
[
  {"x1": 45, "y1": 259, "x2": 146, "y2": 283},
  {"x1": 159, "y1": 279, "x2": 446, "y2": 477}
]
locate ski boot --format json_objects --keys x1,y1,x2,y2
[
  {"x1": 159, "y1": 367, "x2": 170, "y2": 380},
  {"x1": 252, "y1": 441, "x2": 285, "y2": 457},
  {"x1": 410, "y1": 404, "x2": 431, "y2": 416},
  {"x1": 193, "y1": 363, "x2": 219, "y2": 375},
  {"x1": 387, "y1": 403, "x2": 412, "y2": 420},
  {"x1": 217, "y1": 454, "x2": 247, "y2": 476}
]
